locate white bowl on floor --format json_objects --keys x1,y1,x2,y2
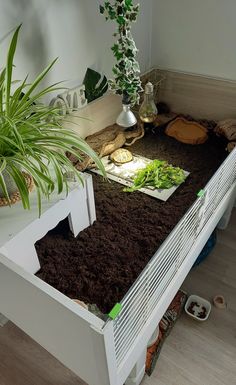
[{"x1": 185, "y1": 294, "x2": 211, "y2": 321}]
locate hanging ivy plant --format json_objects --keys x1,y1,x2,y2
[{"x1": 100, "y1": 0, "x2": 143, "y2": 106}]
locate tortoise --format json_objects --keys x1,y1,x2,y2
[{"x1": 110, "y1": 148, "x2": 133, "y2": 164}]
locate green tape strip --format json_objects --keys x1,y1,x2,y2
[
  {"x1": 108, "y1": 303, "x2": 122, "y2": 320},
  {"x1": 197, "y1": 189, "x2": 205, "y2": 198}
]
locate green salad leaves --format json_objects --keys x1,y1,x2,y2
[{"x1": 124, "y1": 159, "x2": 186, "y2": 192}]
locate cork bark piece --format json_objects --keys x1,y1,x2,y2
[
  {"x1": 166, "y1": 117, "x2": 208, "y2": 145},
  {"x1": 227, "y1": 141, "x2": 236, "y2": 152},
  {"x1": 214, "y1": 119, "x2": 236, "y2": 141},
  {"x1": 68, "y1": 122, "x2": 144, "y2": 171}
]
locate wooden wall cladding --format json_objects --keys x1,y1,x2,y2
[{"x1": 157, "y1": 69, "x2": 236, "y2": 120}]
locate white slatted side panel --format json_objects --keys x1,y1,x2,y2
[
  {"x1": 113, "y1": 147, "x2": 236, "y2": 367},
  {"x1": 113, "y1": 199, "x2": 202, "y2": 365},
  {"x1": 201, "y1": 148, "x2": 236, "y2": 230}
]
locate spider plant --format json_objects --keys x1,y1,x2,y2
[{"x1": 0, "y1": 25, "x2": 105, "y2": 214}]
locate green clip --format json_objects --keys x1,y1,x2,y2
[
  {"x1": 108, "y1": 303, "x2": 122, "y2": 320},
  {"x1": 197, "y1": 189, "x2": 205, "y2": 198}
]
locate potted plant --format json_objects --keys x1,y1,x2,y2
[
  {"x1": 100, "y1": 0, "x2": 143, "y2": 128},
  {"x1": 0, "y1": 25, "x2": 105, "y2": 214}
]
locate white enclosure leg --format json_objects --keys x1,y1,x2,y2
[
  {"x1": 68, "y1": 188, "x2": 90, "y2": 237},
  {"x1": 125, "y1": 348, "x2": 147, "y2": 385},
  {"x1": 0, "y1": 313, "x2": 8, "y2": 327},
  {"x1": 85, "y1": 174, "x2": 96, "y2": 224}
]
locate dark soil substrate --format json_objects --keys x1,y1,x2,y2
[{"x1": 36, "y1": 120, "x2": 228, "y2": 314}]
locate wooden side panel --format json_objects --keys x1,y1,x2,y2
[
  {"x1": 0, "y1": 254, "x2": 114, "y2": 385},
  {"x1": 63, "y1": 92, "x2": 122, "y2": 139}
]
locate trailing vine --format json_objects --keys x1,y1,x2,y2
[{"x1": 100, "y1": 0, "x2": 143, "y2": 106}]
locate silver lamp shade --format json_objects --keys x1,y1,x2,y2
[{"x1": 116, "y1": 104, "x2": 137, "y2": 128}]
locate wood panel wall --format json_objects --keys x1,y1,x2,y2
[{"x1": 158, "y1": 69, "x2": 236, "y2": 120}]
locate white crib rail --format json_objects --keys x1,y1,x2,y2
[{"x1": 112, "y1": 147, "x2": 236, "y2": 367}]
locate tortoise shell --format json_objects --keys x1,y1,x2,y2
[{"x1": 110, "y1": 149, "x2": 133, "y2": 164}]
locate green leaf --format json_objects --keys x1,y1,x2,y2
[
  {"x1": 9, "y1": 75, "x2": 29, "y2": 115},
  {"x1": 0, "y1": 68, "x2": 6, "y2": 113},
  {"x1": 83, "y1": 68, "x2": 108, "y2": 103},
  {"x1": 0, "y1": 158, "x2": 7, "y2": 173},
  {"x1": 16, "y1": 57, "x2": 58, "y2": 112},
  {"x1": 0, "y1": 171, "x2": 10, "y2": 204},
  {"x1": 117, "y1": 15, "x2": 125, "y2": 25},
  {"x1": 124, "y1": 160, "x2": 186, "y2": 192},
  {"x1": 7, "y1": 162, "x2": 30, "y2": 209},
  {"x1": 5, "y1": 24, "x2": 21, "y2": 114},
  {"x1": 125, "y1": 0, "x2": 132, "y2": 8},
  {"x1": 99, "y1": 5, "x2": 105, "y2": 14},
  {"x1": 100, "y1": 1, "x2": 142, "y2": 106},
  {"x1": 0, "y1": 26, "x2": 106, "y2": 213}
]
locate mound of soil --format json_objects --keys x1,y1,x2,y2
[{"x1": 36, "y1": 121, "x2": 227, "y2": 313}]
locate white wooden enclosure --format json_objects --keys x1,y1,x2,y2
[
  {"x1": 0, "y1": 89, "x2": 236, "y2": 385},
  {"x1": 0, "y1": 148, "x2": 235, "y2": 385}
]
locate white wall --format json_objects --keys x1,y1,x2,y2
[
  {"x1": 2, "y1": 0, "x2": 236, "y2": 97},
  {"x1": 0, "y1": 0, "x2": 152, "y2": 94},
  {"x1": 152, "y1": 0, "x2": 236, "y2": 80}
]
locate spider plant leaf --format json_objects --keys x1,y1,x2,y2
[
  {"x1": 9, "y1": 75, "x2": 29, "y2": 115},
  {"x1": 0, "y1": 171, "x2": 11, "y2": 204},
  {"x1": 2, "y1": 115, "x2": 25, "y2": 153},
  {"x1": 0, "y1": 133, "x2": 23, "y2": 153},
  {"x1": 0, "y1": 68, "x2": 6, "y2": 113},
  {"x1": 25, "y1": 147, "x2": 50, "y2": 175},
  {"x1": 0, "y1": 26, "x2": 106, "y2": 213},
  {"x1": 42, "y1": 150, "x2": 64, "y2": 194},
  {"x1": 0, "y1": 68, "x2": 6, "y2": 87},
  {"x1": 5, "y1": 24, "x2": 21, "y2": 114},
  {"x1": 0, "y1": 158, "x2": 7, "y2": 173},
  {"x1": 17, "y1": 58, "x2": 58, "y2": 105},
  {"x1": 48, "y1": 149, "x2": 84, "y2": 186},
  {"x1": 35, "y1": 185, "x2": 42, "y2": 216},
  {"x1": 10, "y1": 157, "x2": 49, "y2": 195},
  {"x1": 15, "y1": 83, "x2": 65, "y2": 117},
  {"x1": 32, "y1": 131, "x2": 105, "y2": 172},
  {"x1": 26, "y1": 162, "x2": 55, "y2": 187},
  {"x1": 7, "y1": 163, "x2": 30, "y2": 209}
]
